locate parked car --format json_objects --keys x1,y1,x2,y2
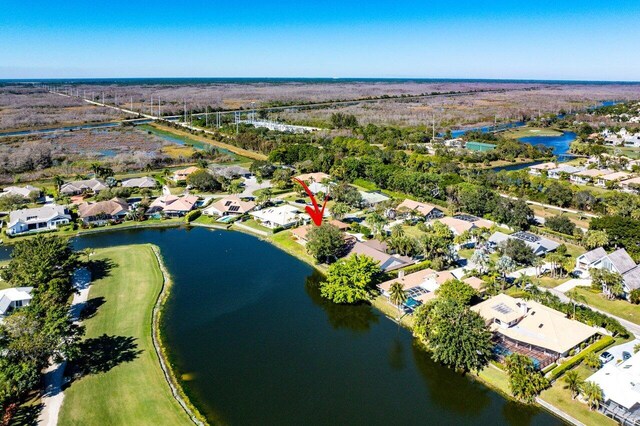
[
  {"x1": 600, "y1": 351, "x2": 614, "y2": 365},
  {"x1": 623, "y1": 351, "x2": 632, "y2": 361}
]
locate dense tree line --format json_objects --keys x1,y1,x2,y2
[{"x1": 0, "y1": 236, "x2": 83, "y2": 422}]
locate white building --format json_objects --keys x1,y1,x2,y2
[
  {"x1": 250, "y1": 205, "x2": 306, "y2": 229},
  {"x1": 0, "y1": 287, "x2": 33, "y2": 318},
  {"x1": 6, "y1": 205, "x2": 71, "y2": 236}
]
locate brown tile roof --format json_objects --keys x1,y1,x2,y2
[{"x1": 78, "y1": 198, "x2": 129, "y2": 218}]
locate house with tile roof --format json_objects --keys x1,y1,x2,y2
[
  {"x1": 148, "y1": 194, "x2": 198, "y2": 217},
  {"x1": 60, "y1": 179, "x2": 108, "y2": 195},
  {"x1": 78, "y1": 198, "x2": 130, "y2": 225},
  {"x1": 396, "y1": 199, "x2": 444, "y2": 220},
  {"x1": 203, "y1": 195, "x2": 256, "y2": 216}
]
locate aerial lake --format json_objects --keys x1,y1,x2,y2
[{"x1": 58, "y1": 226, "x2": 565, "y2": 425}]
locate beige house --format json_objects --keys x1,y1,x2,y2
[
  {"x1": 203, "y1": 195, "x2": 256, "y2": 216},
  {"x1": 528, "y1": 162, "x2": 557, "y2": 176},
  {"x1": 397, "y1": 199, "x2": 444, "y2": 220},
  {"x1": 173, "y1": 166, "x2": 200, "y2": 182},
  {"x1": 472, "y1": 294, "x2": 599, "y2": 362},
  {"x1": 295, "y1": 172, "x2": 331, "y2": 183},
  {"x1": 620, "y1": 176, "x2": 640, "y2": 193},
  {"x1": 570, "y1": 168, "x2": 612, "y2": 185},
  {"x1": 596, "y1": 171, "x2": 633, "y2": 187}
]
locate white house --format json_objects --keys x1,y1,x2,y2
[
  {"x1": 588, "y1": 350, "x2": 640, "y2": 422},
  {"x1": 576, "y1": 247, "x2": 640, "y2": 297},
  {"x1": 1, "y1": 185, "x2": 41, "y2": 199},
  {"x1": 620, "y1": 176, "x2": 640, "y2": 193},
  {"x1": 596, "y1": 171, "x2": 633, "y2": 187},
  {"x1": 6, "y1": 205, "x2": 71, "y2": 236},
  {"x1": 528, "y1": 162, "x2": 557, "y2": 176},
  {"x1": 570, "y1": 168, "x2": 613, "y2": 185},
  {"x1": 250, "y1": 205, "x2": 305, "y2": 229},
  {"x1": 547, "y1": 165, "x2": 583, "y2": 180},
  {"x1": 121, "y1": 176, "x2": 158, "y2": 189},
  {"x1": 359, "y1": 191, "x2": 390, "y2": 207},
  {"x1": 0, "y1": 287, "x2": 33, "y2": 318}
]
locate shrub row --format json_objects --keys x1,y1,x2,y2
[{"x1": 549, "y1": 335, "x2": 615, "y2": 380}]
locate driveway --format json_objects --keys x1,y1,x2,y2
[
  {"x1": 605, "y1": 338, "x2": 639, "y2": 364},
  {"x1": 240, "y1": 176, "x2": 271, "y2": 197},
  {"x1": 554, "y1": 279, "x2": 592, "y2": 293}
]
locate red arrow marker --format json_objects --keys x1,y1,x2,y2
[{"x1": 291, "y1": 177, "x2": 328, "y2": 226}]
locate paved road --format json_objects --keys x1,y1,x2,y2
[
  {"x1": 500, "y1": 193, "x2": 599, "y2": 218},
  {"x1": 38, "y1": 268, "x2": 92, "y2": 426},
  {"x1": 240, "y1": 177, "x2": 271, "y2": 198}
]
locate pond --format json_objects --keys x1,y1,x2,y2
[
  {"x1": 60, "y1": 227, "x2": 565, "y2": 425},
  {"x1": 517, "y1": 131, "x2": 577, "y2": 157}
]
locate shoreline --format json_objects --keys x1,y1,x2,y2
[
  {"x1": 8, "y1": 222, "x2": 581, "y2": 424},
  {"x1": 150, "y1": 245, "x2": 208, "y2": 426}
]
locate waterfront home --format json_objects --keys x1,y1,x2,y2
[
  {"x1": 588, "y1": 350, "x2": 640, "y2": 423},
  {"x1": 78, "y1": 198, "x2": 129, "y2": 225},
  {"x1": 60, "y1": 178, "x2": 108, "y2": 196},
  {"x1": 378, "y1": 268, "x2": 485, "y2": 306},
  {"x1": 291, "y1": 220, "x2": 352, "y2": 244},
  {"x1": 547, "y1": 165, "x2": 583, "y2": 180},
  {"x1": 250, "y1": 205, "x2": 305, "y2": 229},
  {"x1": 0, "y1": 287, "x2": 33, "y2": 318},
  {"x1": 295, "y1": 172, "x2": 331, "y2": 183},
  {"x1": 472, "y1": 293, "x2": 599, "y2": 367},
  {"x1": 397, "y1": 199, "x2": 444, "y2": 221},
  {"x1": 345, "y1": 241, "x2": 411, "y2": 272},
  {"x1": 121, "y1": 176, "x2": 158, "y2": 189},
  {"x1": 596, "y1": 171, "x2": 633, "y2": 187},
  {"x1": 358, "y1": 191, "x2": 390, "y2": 207},
  {"x1": 1, "y1": 185, "x2": 41, "y2": 199},
  {"x1": 203, "y1": 195, "x2": 256, "y2": 216},
  {"x1": 6, "y1": 204, "x2": 71, "y2": 236},
  {"x1": 570, "y1": 168, "x2": 613, "y2": 185},
  {"x1": 488, "y1": 231, "x2": 559, "y2": 256},
  {"x1": 148, "y1": 194, "x2": 198, "y2": 217},
  {"x1": 528, "y1": 162, "x2": 557, "y2": 176},
  {"x1": 575, "y1": 247, "x2": 640, "y2": 298},
  {"x1": 172, "y1": 166, "x2": 200, "y2": 182},
  {"x1": 619, "y1": 176, "x2": 640, "y2": 193}
]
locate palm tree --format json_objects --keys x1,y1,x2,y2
[
  {"x1": 566, "y1": 289, "x2": 587, "y2": 319},
  {"x1": 580, "y1": 381, "x2": 603, "y2": 411},
  {"x1": 90, "y1": 162, "x2": 102, "y2": 176},
  {"x1": 496, "y1": 255, "x2": 516, "y2": 289},
  {"x1": 389, "y1": 281, "x2": 407, "y2": 320},
  {"x1": 563, "y1": 370, "x2": 583, "y2": 400},
  {"x1": 470, "y1": 248, "x2": 490, "y2": 274},
  {"x1": 53, "y1": 175, "x2": 64, "y2": 192}
]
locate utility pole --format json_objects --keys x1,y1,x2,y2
[
  {"x1": 205, "y1": 106, "x2": 208, "y2": 127},
  {"x1": 184, "y1": 100, "x2": 187, "y2": 123},
  {"x1": 102, "y1": 92, "x2": 105, "y2": 105},
  {"x1": 432, "y1": 113, "x2": 435, "y2": 139},
  {"x1": 130, "y1": 96, "x2": 133, "y2": 112},
  {"x1": 158, "y1": 97, "x2": 161, "y2": 118}
]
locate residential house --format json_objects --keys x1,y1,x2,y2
[
  {"x1": 6, "y1": 205, "x2": 71, "y2": 236},
  {"x1": 1, "y1": 185, "x2": 41, "y2": 199},
  {"x1": 172, "y1": 166, "x2": 200, "y2": 182},
  {"x1": 0, "y1": 287, "x2": 33, "y2": 318},
  {"x1": 345, "y1": 241, "x2": 412, "y2": 272},
  {"x1": 596, "y1": 171, "x2": 633, "y2": 187},
  {"x1": 78, "y1": 198, "x2": 129, "y2": 225},
  {"x1": 488, "y1": 231, "x2": 560, "y2": 256},
  {"x1": 121, "y1": 176, "x2": 158, "y2": 189},
  {"x1": 620, "y1": 177, "x2": 640, "y2": 193},
  {"x1": 378, "y1": 268, "x2": 484, "y2": 306},
  {"x1": 588, "y1": 350, "x2": 640, "y2": 423},
  {"x1": 203, "y1": 195, "x2": 256, "y2": 216},
  {"x1": 250, "y1": 205, "x2": 305, "y2": 229},
  {"x1": 472, "y1": 293, "x2": 599, "y2": 366},
  {"x1": 436, "y1": 217, "x2": 475, "y2": 236},
  {"x1": 575, "y1": 247, "x2": 640, "y2": 298},
  {"x1": 528, "y1": 162, "x2": 557, "y2": 176},
  {"x1": 307, "y1": 181, "x2": 332, "y2": 195},
  {"x1": 359, "y1": 191, "x2": 390, "y2": 207},
  {"x1": 148, "y1": 194, "x2": 198, "y2": 217},
  {"x1": 547, "y1": 165, "x2": 583, "y2": 180},
  {"x1": 575, "y1": 247, "x2": 608, "y2": 271},
  {"x1": 291, "y1": 220, "x2": 352, "y2": 245},
  {"x1": 60, "y1": 179, "x2": 107, "y2": 196},
  {"x1": 396, "y1": 199, "x2": 444, "y2": 221},
  {"x1": 453, "y1": 214, "x2": 494, "y2": 230},
  {"x1": 570, "y1": 168, "x2": 613, "y2": 185}
]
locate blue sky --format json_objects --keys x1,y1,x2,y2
[{"x1": 1, "y1": 0, "x2": 639, "y2": 80}]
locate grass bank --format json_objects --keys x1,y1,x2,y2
[
  {"x1": 504, "y1": 127, "x2": 563, "y2": 138},
  {"x1": 58, "y1": 245, "x2": 196, "y2": 426},
  {"x1": 575, "y1": 287, "x2": 640, "y2": 325}
]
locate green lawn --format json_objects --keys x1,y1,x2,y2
[
  {"x1": 504, "y1": 127, "x2": 563, "y2": 138},
  {"x1": 269, "y1": 230, "x2": 323, "y2": 269},
  {"x1": 58, "y1": 245, "x2": 192, "y2": 426},
  {"x1": 575, "y1": 287, "x2": 640, "y2": 325},
  {"x1": 476, "y1": 364, "x2": 511, "y2": 396},
  {"x1": 540, "y1": 372, "x2": 616, "y2": 426}
]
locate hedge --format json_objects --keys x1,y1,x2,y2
[
  {"x1": 395, "y1": 259, "x2": 433, "y2": 276},
  {"x1": 185, "y1": 210, "x2": 202, "y2": 223},
  {"x1": 549, "y1": 335, "x2": 615, "y2": 381}
]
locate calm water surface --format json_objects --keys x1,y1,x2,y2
[{"x1": 57, "y1": 227, "x2": 564, "y2": 425}]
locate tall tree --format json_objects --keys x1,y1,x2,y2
[
  {"x1": 320, "y1": 254, "x2": 380, "y2": 304},
  {"x1": 504, "y1": 353, "x2": 549, "y2": 403},
  {"x1": 389, "y1": 282, "x2": 407, "y2": 320},
  {"x1": 306, "y1": 223, "x2": 346, "y2": 264},
  {"x1": 580, "y1": 381, "x2": 604, "y2": 411},
  {"x1": 563, "y1": 370, "x2": 583, "y2": 400}
]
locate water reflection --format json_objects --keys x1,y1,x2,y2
[{"x1": 304, "y1": 270, "x2": 380, "y2": 333}]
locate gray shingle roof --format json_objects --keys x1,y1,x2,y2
[
  {"x1": 580, "y1": 247, "x2": 607, "y2": 264},
  {"x1": 608, "y1": 248, "x2": 637, "y2": 274},
  {"x1": 623, "y1": 266, "x2": 640, "y2": 291}
]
